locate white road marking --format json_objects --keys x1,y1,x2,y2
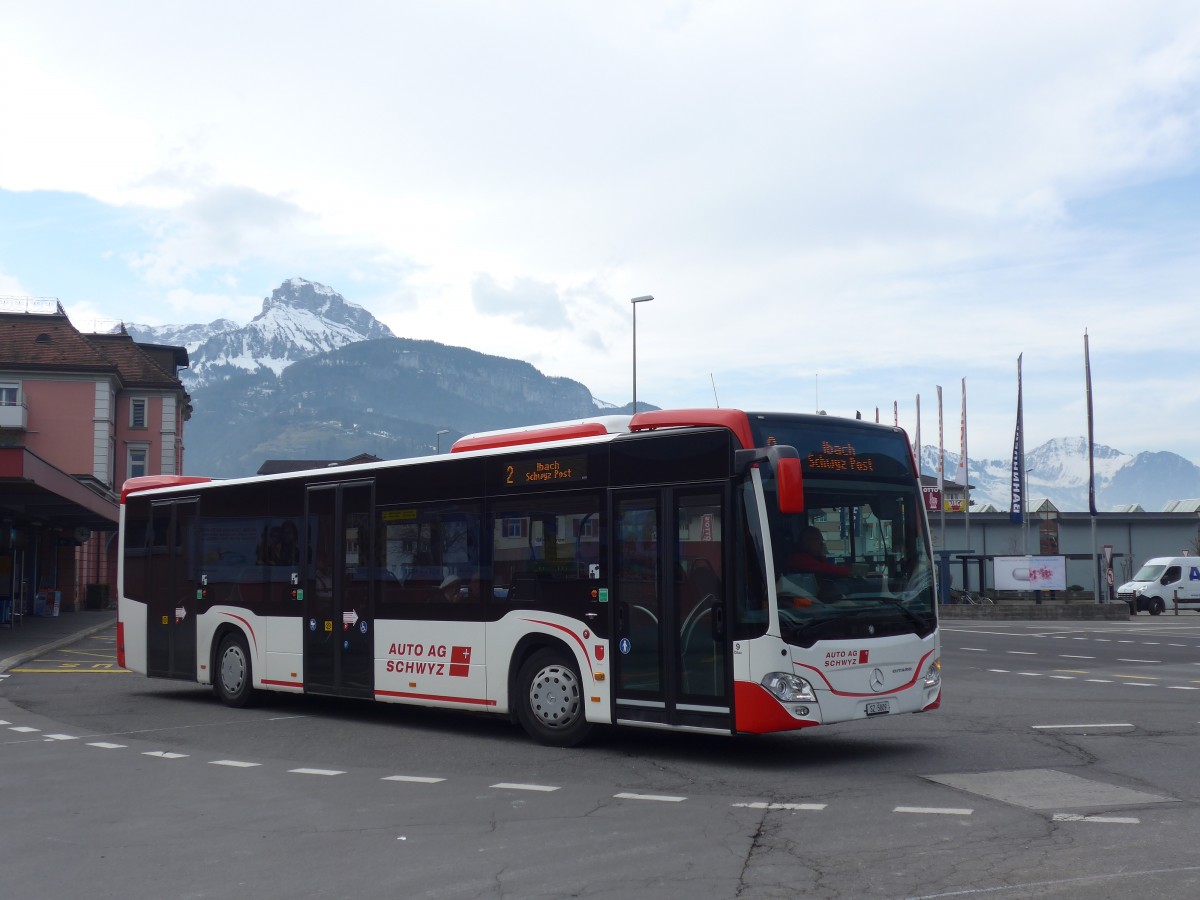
[
  {"x1": 43, "y1": 734, "x2": 77, "y2": 741},
  {"x1": 144, "y1": 751, "x2": 188, "y2": 759},
  {"x1": 1032, "y1": 724, "x2": 1131, "y2": 730},
  {"x1": 987, "y1": 669, "x2": 1011, "y2": 673},
  {"x1": 492, "y1": 782, "x2": 560, "y2": 792},
  {"x1": 1007, "y1": 650, "x2": 1037, "y2": 655},
  {"x1": 1060, "y1": 655, "x2": 1095, "y2": 659},
  {"x1": 1086, "y1": 679, "x2": 1113, "y2": 683},
  {"x1": 289, "y1": 768, "x2": 345, "y2": 776},
  {"x1": 1118, "y1": 658, "x2": 1160, "y2": 663},
  {"x1": 614, "y1": 792, "x2": 687, "y2": 803},
  {"x1": 895, "y1": 806, "x2": 973, "y2": 816},
  {"x1": 383, "y1": 775, "x2": 445, "y2": 784},
  {"x1": 87, "y1": 742, "x2": 126, "y2": 749},
  {"x1": 1048, "y1": 675, "x2": 1076, "y2": 680},
  {"x1": 209, "y1": 759, "x2": 260, "y2": 768},
  {"x1": 733, "y1": 802, "x2": 826, "y2": 811},
  {"x1": 960, "y1": 647, "x2": 987, "y2": 652},
  {"x1": 1053, "y1": 813, "x2": 1139, "y2": 824},
  {"x1": 9, "y1": 726, "x2": 39, "y2": 733}
]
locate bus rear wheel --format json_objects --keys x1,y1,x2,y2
[
  {"x1": 214, "y1": 633, "x2": 257, "y2": 708},
  {"x1": 515, "y1": 649, "x2": 591, "y2": 747}
]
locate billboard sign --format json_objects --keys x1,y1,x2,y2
[{"x1": 994, "y1": 555, "x2": 1066, "y2": 591}]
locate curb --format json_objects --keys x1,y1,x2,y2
[{"x1": 0, "y1": 617, "x2": 117, "y2": 675}]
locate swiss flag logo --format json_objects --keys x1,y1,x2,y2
[{"x1": 449, "y1": 645, "x2": 471, "y2": 677}]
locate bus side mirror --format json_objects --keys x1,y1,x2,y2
[{"x1": 776, "y1": 457, "x2": 805, "y2": 513}]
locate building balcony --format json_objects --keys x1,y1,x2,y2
[{"x1": 0, "y1": 399, "x2": 28, "y2": 430}]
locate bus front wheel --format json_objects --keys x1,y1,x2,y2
[
  {"x1": 515, "y1": 649, "x2": 591, "y2": 747},
  {"x1": 214, "y1": 633, "x2": 257, "y2": 708}
]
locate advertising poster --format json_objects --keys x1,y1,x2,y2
[{"x1": 994, "y1": 555, "x2": 1066, "y2": 591}]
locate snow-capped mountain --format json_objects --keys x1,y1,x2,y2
[
  {"x1": 125, "y1": 278, "x2": 395, "y2": 388},
  {"x1": 120, "y1": 318, "x2": 242, "y2": 356},
  {"x1": 920, "y1": 438, "x2": 1200, "y2": 512},
  {"x1": 117, "y1": 277, "x2": 1198, "y2": 504}
]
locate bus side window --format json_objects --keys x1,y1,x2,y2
[
  {"x1": 377, "y1": 502, "x2": 482, "y2": 608},
  {"x1": 490, "y1": 494, "x2": 604, "y2": 608}
]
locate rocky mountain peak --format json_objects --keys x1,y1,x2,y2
[{"x1": 257, "y1": 278, "x2": 394, "y2": 341}]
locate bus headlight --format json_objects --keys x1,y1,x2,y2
[
  {"x1": 761, "y1": 672, "x2": 817, "y2": 703},
  {"x1": 923, "y1": 658, "x2": 941, "y2": 688}
]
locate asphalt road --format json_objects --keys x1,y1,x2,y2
[{"x1": 3, "y1": 619, "x2": 1200, "y2": 899}]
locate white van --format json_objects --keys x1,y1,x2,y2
[{"x1": 1117, "y1": 556, "x2": 1200, "y2": 614}]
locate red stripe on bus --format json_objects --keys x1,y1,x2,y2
[
  {"x1": 261, "y1": 679, "x2": 303, "y2": 689},
  {"x1": 629, "y1": 409, "x2": 754, "y2": 450},
  {"x1": 220, "y1": 612, "x2": 259, "y2": 655},
  {"x1": 793, "y1": 649, "x2": 934, "y2": 698},
  {"x1": 522, "y1": 617, "x2": 596, "y2": 682},
  {"x1": 120, "y1": 475, "x2": 212, "y2": 503},
  {"x1": 375, "y1": 689, "x2": 497, "y2": 706}
]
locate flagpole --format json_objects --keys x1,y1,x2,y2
[
  {"x1": 1085, "y1": 330, "x2": 1100, "y2": 603},
  {"x1": 960, "y1": 377, "x2": 970, "y2": 577},
  {"x1": 914, "y1": 394, "x2": 921, "y2": 471},
  {"x1": 937, "y1": 385, "x2": 945, "y2": 551}
]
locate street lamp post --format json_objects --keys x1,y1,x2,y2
[
  {"x1": 436, "y1": 429, "x2": 450, "y2": 454},
  {"x1": 631, "y1": 295, "x2": 653, "y2": 413}
]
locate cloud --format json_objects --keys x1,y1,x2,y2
[
  {"x1": 0, "y1": 267, "x2": 29, "y2": 297},
  {"x1": 126, "y1": 187, "x2": 305, "y2": 285},
  {"x1": 6, "y1": 2, "x2": 1200, "y2": 463},
  {"x1": 471, "y1": 274, "x2": 570, "y2": 329}
]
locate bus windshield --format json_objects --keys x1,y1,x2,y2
[{"x1": 748, "y1": 415, "x2": 936, "y2": 646}]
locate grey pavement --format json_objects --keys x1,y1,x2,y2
[{"x1": 0, "y1": 606, "x2": 116, "y2": 674}]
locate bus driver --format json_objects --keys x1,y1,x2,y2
[{"x1": 788, "y1": 526, "x2": 852, "y2": 577}]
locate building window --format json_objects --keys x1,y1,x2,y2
[
  {"x1": 0, "y1": 383, "x2": 18, "y2": 407},
  {"x1": 130, "y1": 397, "x2": 147, "y2": 429},
  {"x1": 127, "y1": 444, "x2": 150, "y2": 480}
]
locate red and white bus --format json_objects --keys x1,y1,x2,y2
[{"x1": 117, "y1": 409, "x2": 940, "y2": 745}]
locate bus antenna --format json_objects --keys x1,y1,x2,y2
[{"x1": 710, "y1": 373, "x2": 720, "y2": 408}]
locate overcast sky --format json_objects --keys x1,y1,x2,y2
[{"x1": 4, "y1": 2, "x2": 1200, "y2": 465}]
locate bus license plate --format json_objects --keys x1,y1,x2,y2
[{"x1": 865, "y1": 700, "x2": 891, "y2": 717}]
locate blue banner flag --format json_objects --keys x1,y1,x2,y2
[{"x1": 1010, "y1": 354, "x2": 1024, "y2": 525}]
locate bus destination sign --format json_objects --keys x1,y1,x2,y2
[
  {"x1": 504, "y1": 455, "x2": 588, "y2": 487},
  {"x1": 804, "y1": 441, "x2": 875, "y2": 474}
]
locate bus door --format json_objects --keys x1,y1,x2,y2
[
  {"x1": 303, "y1": 480, "x2": 375, "y2": 699},
  {"x1": 146, "y1": 498, "x2": 198, "y2": 680},
  {"x1": 612, "y1": 486, "x2": 731, "y2": 731}
]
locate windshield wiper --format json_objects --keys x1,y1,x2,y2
[
  {"x1": 851, "y1": 596, "x2": 932, "y2": 634},
  {"x1": 783, "y1": 611, "x2": 862, "y2": 647}
]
